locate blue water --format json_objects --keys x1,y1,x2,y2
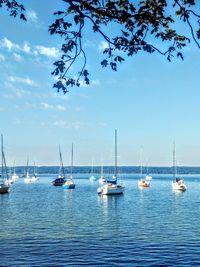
[{"x1": 1, "y1": 174, "x2": 200, "y2": 266}]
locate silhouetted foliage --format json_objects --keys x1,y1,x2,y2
[
  {"x1": 49, "y1": 0, "x2": 200, "y2": 93},
  {"x1": 0, "y1": 0, "x2": 26, "y2": 20},
  {"x1": 2, "y1": 1, "x2": 200, "y2": 93}
]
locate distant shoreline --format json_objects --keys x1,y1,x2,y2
[{"x1": 5, "y1": 166, "x2": 200, "y2": 175}]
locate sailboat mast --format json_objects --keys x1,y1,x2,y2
[
  {"x1": 1, "y1": 135, "x2": 8, "y2": 182},
  {"x1": 26, "y1": 157, "x2": 29, "y2": 176},
  {"x1": 140, "y1": 148, "x2": 143, "y2": 178},
  {"x1": 13, "y1": 160, "x2": 16, "y2": 174},
  {"x1": 71, "y1": 143, "x2": 73, "y2": 177},
  {"x1": 173, "y1": 143, "x2": 176, "y2": 181},
  {"x1": 114, "y1": 129, "x2": 117, "y2": 179},
  {"x1": 59, "y1": 145, "x2": 65, "y2": 177},
  {"x1": 1, "y1": 134, "x2": 3, "y2": 182},
  {"x1": 3, "y1": 150, "x2": 9, "y2": 181},
  {"x1": 101, "y1": 160, "x2": 104, "y2": 177}
]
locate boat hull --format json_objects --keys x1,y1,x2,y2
[
  {"x1": 138, "y1": 180, "x2": 150, "y2": 188},
  {"x1": 0, "y1": 184, "x2": 10, "y2": 194},
  {"x1": 98, "y1": 184, "x2": 124, "y2": 195},
  {"x1": 172, "y1": 181, "x2": 187, "y2": 192},
  {"x1": 63, "y1": 184, "x2": 75, "y2": 189},
  {"x1": 52, "y1": 178, "x2": 66, "y2": 186}
]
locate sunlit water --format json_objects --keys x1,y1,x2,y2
[{"x1": 1, "y1": 174, "x2": 200, "y2": 266}]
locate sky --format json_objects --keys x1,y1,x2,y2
[{"x1": 1, "y1": 1, "x2": 200, "y2": 167}]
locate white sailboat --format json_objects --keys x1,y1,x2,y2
[
  {"x1": 172, "y1": 144, "x2": 187, "y2": 192},
  {"x1": 145, "y1": 162, "x2": 152, "y2": 181},
  {"x1": 31, "y1": 162, "x2": 39, "y2": 181},
  {"x1": 63, "y1": 143, "x2": 76, "y2": 189},
  {"x1": 8, "y1": 168, "x2": 14, "y2": 185},
  {"x1": 0, "y1": 134, "x2": 10, "y2": 194},
  {"x1": 24, "y1": 157, "x2": 32, "y2": 183},
  {"x1": 89, "y1": 160, "x2": 96, "y2": 181},
  {"x1": 98, "y1": 130, "x2": 124, "y2": 195},
  {"x1": 99, "y1": 162, "x2": 106, "y2": 184},
  {"x1": 11, "y1": 161, "x2": 19, "y2": 181}
]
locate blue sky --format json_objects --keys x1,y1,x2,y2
[{"x1": 0, "y1": 1, "x2": 200, "y2": 166}]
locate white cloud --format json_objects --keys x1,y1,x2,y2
[
  {"x1": 91, "y1": 79, "x2": 100, "y2": 86},
  {"x1": 13, "y1": 53, "x2": 23, "y2": 62},
  {"x1": 3, "y1": 88, "x2": 30, "y2": 99},
  {"x1": 23, "y1": 42, "x2": 31, "y2": 53},
  {"x1": 15, "y1": 88, "x2": 29, "y2": 98},
  {"x1": 0, "y1": 38, "x2": 59, "y2": 60},
  {"x1": 35, "y1": 45, "x2": 59, "y2": 58},
  {"x1": 99, "y1": 41, "x2": 109, "y2": 51},
  {"x1": 52, "y1": 120, "x2": 82, "y2": 129},
  {"x1": 84, "y1": 39, "x2": 96, "y2": 48},
  {"x1": 41, "y1": 102, "x2": 66, "y2": 111},
  {"x1": 0, "y1": 37, "x2": 19, "y2": 51},
  {"x1": 53, "y1": 120, "x2": 69, "y2": 128},
  {"x1": 78, "y1": 79, "x2": 100, "y2": 87},
  {"x1": 9, "y1": 76, "x2": 39, "y2": 87},
  {"x1": 99, "y1": 122, "x2": 107, "y2": 127},
  {"x1": 26, "y1": 9, "x2": 38, "y2": 23},
  {"x1": 74, "y1": 121, "x2": 81, "y2": 129},
  {"x1": 0, "y1": 53, "x2": 5, "y2": 61}
]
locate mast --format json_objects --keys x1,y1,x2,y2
[
  {"x1": 13, "y1": 160, "x2": 16, "y2": 175},
  {"x1": 70, "y1": 143, "x2": 73, "y2": 178},
  {"x1": 26, "y1": 157, "x2": 29, "y2": 177},
  {"x1": 91, "y1": 159, "x2": 94, "y2": 176},
  {"x1": 59, "y1": 145, "x2": 65, "y2": 177},
  {"x1": 100, "y1": 160, "x2": 104, "y2": 177},
  {"x1": 3, "y1": 150, "x2": 9, "y2": 182},
  {"x1": 1, "y1": 134, "x2": 8, "y2": 182},
  {"x1": 140, "y1": 147, "x2": 143, "y2": 178},
  {"x1": 114, "y1": 129, "x2": 117, "y2": 179},
  {"x1": 1, "y1": 134, "x2": 3, "y2": 183},
  {"x1": 173, "y1": 143, "x2": 176, "y2": 181},
  {"x1": 33, "y1": 162, "x2": 37, "y2": 175}
]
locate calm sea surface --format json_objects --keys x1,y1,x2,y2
[{"x1": 1, "y1": 173, "x2": 200, "y2": 266}]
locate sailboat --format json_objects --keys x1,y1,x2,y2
[
  {"x1": 97, "y1": 130, "x2": 124, "y2": 195},
  {"x1": 24, "y1": 157, "x2": 32, "y2": 183},
  {"x1": 99, "y1": 162, "x2": 106, "y2": 184},
  {"x1": 89, "y1": 160, "x2": 97, "y2": 181},
  {"x1": 11, "y1": 161, "x2": 19, "y2": 181},
  {"x1": 145, "y1": 162, "x2": 152, "y2": 181},
  {"x1": 52, "y1": 146, "x2": 66, "y2": 186},
  {"x1": 172, "y1": 144, "x2": 187, "y2": 192},
  {"x1": 0, "y1": 134, "x2": 10, "y2": 194},
  {"x1": 63, "y1": 143, "x2": 75, "y2": 189},
  {"x1": 8, "y1": 168, "x2": 14, "y2": 185},
  {"x1": 32, "y1": 162, "x2": 39, "y2": 181},
  {"x1": 138, "y1": 151, "x2": 150, "y2": 188}
]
